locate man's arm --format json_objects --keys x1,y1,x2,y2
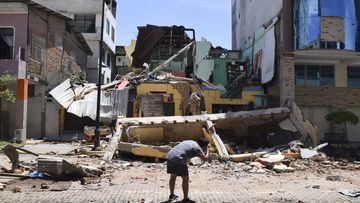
[{"x1": 199, "y1": 144, "x2": 210, "y2": 162}]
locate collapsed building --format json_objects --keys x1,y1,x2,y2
[{"x1": 49, "y1": 25, "x2": 318, "y2": 160}]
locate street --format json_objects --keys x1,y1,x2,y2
[{"x1": 1, "y1": 150, "x2": 360, "y2": 203}]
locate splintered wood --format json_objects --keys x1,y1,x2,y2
[
  {"x1": 205, "y1": 120, "x2": 229, "y2": 160},
  {"x1": 102, "y1": 121, "x2": 123, "y2": 162}
]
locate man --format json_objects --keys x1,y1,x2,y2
[{"x1": 166, "y1": 140, "x2": 209, "y2": 203}]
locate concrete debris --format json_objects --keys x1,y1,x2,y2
[
  {"x1": 339, "y1": 189, "x2": 360, "y2": 197},
  {"x1": 117, "y1": 142, "x2": 171, "y2": 159},
  {"x1": 300, "y1": 143, "x2": 328, "y2": 159},
  {"x1": 0, "y1": 183, "x2": 5, "y2": 191},
  {"x1": 13, "y1": 186, "x2": 22, "y2": 193},
  {"x1": 326, "y1": 176, "x2": 341, "y2": 181},
  {"x1": 272, "y1": 163, "x2": 295, "y2": 173},
  {"x1": 189, "y1": 157, "x2": 203, "y2": 166},
  {"x1": 38, "y1": 156, "x2": 103, "y2": 178},
  {"x1": 2, "y1": 145, "x2": 19, "y2": 173}
]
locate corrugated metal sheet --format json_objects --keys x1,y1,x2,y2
[{"x1": 49, "y1": 79, "x2": 128, "y2": 122}]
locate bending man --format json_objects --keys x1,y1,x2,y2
[{"x1": 166, "y1": 140, "x2": 209, "y2": 203}]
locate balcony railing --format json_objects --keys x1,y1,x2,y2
[{"x1": 0, "y1": 46, "x2": 14, "y2": 60}]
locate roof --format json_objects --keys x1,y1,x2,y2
[{"x1": 10, "y1": 0, "x2": 93, "y2": 55}]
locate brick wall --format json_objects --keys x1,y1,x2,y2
[
  {"x1": 295, "y1": 86, "x2": 360, "y2": 109},
  {"x1": 320, "y1": 16, "x2": 344, "y2": 43},
  {"x1": 28, "y1": 7, "x2": 88, "y2": 87},
  {"x1": 279, "y1": 57, "x2": 295, "y2": 107}
]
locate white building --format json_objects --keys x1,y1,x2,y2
[
  {"x1": 35, "y1": 0, "x2": 117, "y2": 83},
  {"x1": 231, "y1": 0, "x2": 360, "y2": 143}
]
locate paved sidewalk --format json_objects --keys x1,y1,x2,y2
[{"x1": 1, "y1": 160, "x2": 359, "y2": 203}]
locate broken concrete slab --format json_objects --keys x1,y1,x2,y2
[
  {"x1": 38, "y1": 156, "x2": 103, "y2": 177},
  {"x1": 2, "y1": 145, "x2": 19, "y2": 172},
  {"x1": 117, "y1": 142, "x2": 172, "y2": 159},
  {"x1": 103, "y1": 123, "x2": 123, "y2": 162},
  {"x1": 21, "y1": 143, "x2": 77, "y2": 155}
]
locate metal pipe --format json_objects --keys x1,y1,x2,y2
[
  {"x1": 148, "y1": 41, "x2": 195, "y2": 75},
  {"x1": 93, "y1": 0, "x2": 106, "y2": 150}
]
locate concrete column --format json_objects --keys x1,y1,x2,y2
[
  {"x1": 279, "y1": 56, "x2": 295, "y2": 107},
  {"x1": 334, "y1": 64, "x2": 347, "y2": 87},
  {"x1": 15, "y1": 79, "x2": 28, "y2": 141}
]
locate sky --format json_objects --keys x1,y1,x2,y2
[{"x1": 115, "y1": 0, "x2": 231, "y2": 49}]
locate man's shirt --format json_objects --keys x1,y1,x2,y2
[{"x1": 167, "y1": 140, "x2": 204, "y2": 165}]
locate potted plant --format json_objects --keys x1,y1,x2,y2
[{"x1": 325, "y1": 110, "x2": 359, "y2": 144}]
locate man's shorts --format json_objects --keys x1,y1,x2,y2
[{"x1": 167, "y1": 160, "x2": 188, "y2": 176}]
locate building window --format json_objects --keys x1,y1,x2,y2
[
  {"x1": 106, "y1": 19, "x2": 110, "y2": 35},
  {"x1": 293, "y1": 0, "x2": 358, "y2": 51},
  {"x1": 0, "y1": 28, "x2": 14, "y2": 60},
  {"x1": 347, "y1": 67, "x2": 360, "y2": 87},
  {"x1": 111, "y1": 26, "x2": 115, "y2": 42},
  {"x1": 74, "y1": 14, "x2": 96, "y2": 33},
  {"x1": 54, "y1": 33, "x2": 63, "y2": 51},
  {"x1": 30, "y1": 35, "x2": 45, "y2": 62},
  {"x1": 295, "y1": 65, "x2": 334, "y2": 86},
  {"x1": 107, "y1": 53, "x2": 111, "y2": 67}
]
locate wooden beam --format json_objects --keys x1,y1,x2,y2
[
  {"x1": 205, "y1": 120, "x2": 229, "y2": 160},
  {"x1": 201, "y1": 128, "x2": 215, "y2": 145},
  {"x1": 102, "y1": 121, "x2": 123, "y2": 162},
  {"x1": 118, "y1": 142, "x2": 171, "y2": 159},
  {"x1": 229, "y1": 153, "x2": 259, "y2": 162}
]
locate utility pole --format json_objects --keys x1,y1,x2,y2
[{"x1": 93, "y1": 0, "x2": 108, "y2": 150}]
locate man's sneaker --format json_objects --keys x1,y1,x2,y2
[
  {"x1": 182, "y1": 198, "x2": 195, "y2": 203},
  {"x1": 169, "y1": 194, "x2": 179, "y2": 201}
]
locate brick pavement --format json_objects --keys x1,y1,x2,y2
[{"x1": 0, "y1": 160, "x2": 359, "y2": 203}]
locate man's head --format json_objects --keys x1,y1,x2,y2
[{"x1": 196, "y1": 139, "x2": 209, "y2": 152}]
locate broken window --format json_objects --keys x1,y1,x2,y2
[
  {"x1": 74, "y1": 14, "x2": 96, "y2": 33},
  {"x1": 295, "y1": 65, "x2": 334, "y2": 86},
  {"x1": 347, "y1": 66, "x2": 360, "y2": 87},
  {"x1": 54, "y1": 33, "x2": 63, "y2": 51},
  {"x1": 0, "y1": 28, "x2": 14, "y2": 60},
  {"x1": 293, "y1": 0, "x2": 358, "y2": 50},
  {"x1": 30, "y1": 35, "x2": 45, "y2": 62}
]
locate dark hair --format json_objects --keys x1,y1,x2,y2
[{"x1": 196, "y1": 139, "x2": 209, "y2": 150}]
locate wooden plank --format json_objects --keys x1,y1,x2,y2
[
  {"x1": 229, "y1": 153, "x2": 259, "y2": 162},
  {"x1": 224, "y1": 144, "x2": 236, "y2": 155},
  {"x1": 201, "y1": 128, "x2": 215, "y2": 145},
  {"x1": 205, "y1": 120, "x2": 229, "y2": 160},
  {"x1": 118, "y1": 142, "x2": 172, "y2": 159},
  {"x1": 102, "y1": 121, "x2": 123, "y2": 162}
]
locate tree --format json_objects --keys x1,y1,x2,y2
[
  {"x1": 0, "y1": 74, "x2": 16, "y2": 139},
  {"x1": 325, "y1": 110, "x2": 359, "y2": 140}
]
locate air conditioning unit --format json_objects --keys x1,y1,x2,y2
[{"x1": 14, "y1": 129, "x2": 25, "y2": 142}]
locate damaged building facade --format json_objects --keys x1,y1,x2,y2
[
  {"x1": 127, "y1": 25, "x2": 268, "y2": 117},
  {"x1": 232, "y1": 0, "x2": 360, "y2": 142},
  {"x1": 0, "y1": 0, "x2": 92, "y2": 139},
  {"x1": 35, "y1": 0, "x2": 117, "y2": 84}
]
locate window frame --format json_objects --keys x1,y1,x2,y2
[
  {"x1": 74, "y1": 14, "x2": 96, "y2": 33},
  {"x1": 0, "y1": 27, "x2": 15, "y2": 60},
  {"x1": 30, "y1": 34, "x2": 45, "y2": 63},
  {"x1": 111, "y1": 26, "x2": 115, "y2": 42},
  {"x1": 106, "y1": 18, "x2": 110, "y2": 35},
  {"x1": 347, "y1": 66, "x2": 360, "y2": 87},
  {"x1": 295, "y1": 64, "x2": 335, "y2": 87}
]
